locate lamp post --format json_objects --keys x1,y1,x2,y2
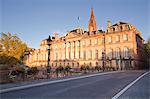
[
  {"x1": 102, "y1": 32, "x2": 106, "y2": 72},
  {"x1": 129, "y1": 56, "x2": 132, "y2": 69},
  {"x1": 24, "y1": 50, "x2": 30, "y2": 65},
  {"x1": 47, "y1": 36, "x2": 52, "y2": 74},
  {"x1": 21, "y1": 49, "x2": 29, "y2": 65},
  {"x1": 120, "y1": 55, "x2": 123, "y2": 70}
]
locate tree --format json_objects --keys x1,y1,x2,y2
[
  {"x1": 64, "y1": 66, "x2": 71, "y2": 75},
  {"x1": 27, "y1": 67, "x2": 39, "y2": 75},
  {"x1": 143, "y1": 38, "x2": 150, "y2": 69},
  {"x1": 144, "y1": 38, "x2": 150, "y2": 55},
  {"x1": 95, "y1": 66, "x2": 101, "y2": 72},
  {"x1": 0, "y1": 32, "x2": 28, "y2": 66},
  {"x1": 65, "y1": 66, "x2": 71, "y2": 72}
]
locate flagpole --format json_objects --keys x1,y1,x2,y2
[{"x1": 77, "y1": 16, "x2": 80, "y2": 29}]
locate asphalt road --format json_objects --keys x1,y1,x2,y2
[
  {"x1": 0, "y1": 70, "x2": 149, "y2": 99},
  {"x1": 118, "y1": 72, "x2": 150, "y2": 99}
]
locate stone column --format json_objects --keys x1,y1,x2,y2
[
  {"x1": 65, "y1": 42, "x2": 66, "y2": 59},
  {"x1": 70, "y1": 42, "x2": 73, "y2": 59},
  {"x1": 74, "y1": 41, "x2": 76, "y2": 59},
  {"x1": 79, "y1": 40, "x2": 81, "y2": 59}
]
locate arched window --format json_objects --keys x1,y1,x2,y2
[
  {"x1": 72, "y1": 63, "x2": 74, "y2": 68},
  {"x1": 108, "y1": 48, "x2": 113, "y2": 59},
  {"x1": 89, "y1": 62, "x2": 92, "y2": 66},
  {"x1": 89, "y1": 39, "x2": 92, "y2": 45},
  {"x1": 116, "y1": 48, "x2": 120, "y2": 59},
  {"x1": 96, "y1": 62, "x2": 98, "y2": 66},
  {"x1": 95, "y1": 50, "x2": 98, "y2": 59},
  {"x1": 36, "y1": 53, "x2": 38, "y2": 61},
  {"x1": 124, "y1": 47, "x2": 129, "y2": 58},
  {"x1": 89, "y1": 50, "x2": 92, "y2": 59},
  {"x1": 77, "y1": 62, "x2": 79, "y2": 67},
  {"x1": 123, "y1": 34, "x2": 128, "y2": 41},
  {"x1": 55, "y1": 53, "x2": 58, "y2": 60},
  {"x1": 83, "y1": 50, "x2": 86, "y2": 60}
]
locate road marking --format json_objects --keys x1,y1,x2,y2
[
  {"x1": 0, "y1": 71, "x2": 123, "y2": 93},
  {"x1": 112, "y1": 71, "x2": 150, "y2": 99}
]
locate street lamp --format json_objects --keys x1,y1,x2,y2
[
  {"x1": 102, "y1": 32, "x2": 106, "y2": 72},
  {"x1": 24, "y1": 50, "x2": 30, "y2": 65},
  {"x1": 129, "y1": 56, "x2": 132, "y2": 69},
  {"x1": 120, "y1": 55, "x2": 123, "y2": 70},
  {"x1": 102, "y1": 52, "x2": 105, "y2": 71},
  {"x1": 47, "y1": 35, "x2": 52, "y2": 74}
]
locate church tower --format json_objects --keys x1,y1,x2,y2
[{"x1": 88, "y1": 8, "x2": 97, "y2": 32}]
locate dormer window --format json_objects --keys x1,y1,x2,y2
[
  {"x1": 123, "y1": 34, "x2": 128, "y2": 41},
  {"x1": 120, "y1": 26, "x2": 123, "y2": 31},
  {"x1": 108, "y1": 36, "x2": 112, "y2": 43},
  {"x1": 116, "y1": 35, "x2": 120, "y2": 42},
  {"x1": 113, "y1": 28, "x2": 115, "y2": 32}
]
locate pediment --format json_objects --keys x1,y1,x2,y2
[{"x1": 65, "y1": 32, "x2": 78, "y2": 38}]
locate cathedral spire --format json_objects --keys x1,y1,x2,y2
[{"x1": 88, "y1": 8, "x2": 97, "y2": 32}]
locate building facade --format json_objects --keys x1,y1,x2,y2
[{"x1": 25, "y1": 8, "x2": 145, "y2": 70}]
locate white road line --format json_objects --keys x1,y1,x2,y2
[
  {"x1": 112, "y1": 71, "x2": 150, "y2": 99},
  {"x1": 0, "y1": 71, "x2": 123, "y2": 93}
]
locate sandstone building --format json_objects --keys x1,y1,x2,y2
[{"x1": 25, "y1": 8, "x2": 145, "y2": 70}]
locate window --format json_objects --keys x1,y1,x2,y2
[
  {"x1": 102, "y1": 38, "x2": 105, "y2": 43},
  {"x1": 96, "y1": 62, "x2": 98, "y2": 66},
  {"x1": 99, "y1": 50, "x2": 102, "y2": 59},
  {"x1": 45, "y1": 54, "x2": 47, "y2": 60},
  {"x1": 83, "y1": 50, "x2": 86, "y2": 59},
  {"x1": 89, "y1": 62, "x2": 92, "y2": 66},
  {"x1": 108, "y1": 49, "x2": 113, "y2": 59},
  {"x1": 113, "y1": 28, "x2": 115, "y2": 32},
  {"x1": 77, "y1": 62, "x2": 79, "y2": 67},
  {"x1": 116, "y1": 48, "x2": 120, "y2": 59},
  {"x1": 55, "y1": 45, "x2": 58, "y2": 49},
  {"x1": 68, "y1": 42, "x2": 70, "y2": 47},
  {"x1": 120, "y1": 26, "x2": 123, "y2": 31},
  {"x1": 116, "y1": 35, "x2": 120, "y2": 42},
  {"x1": 95, "y1": 39, "x2": 98, "y2": 44},
  {"x1": 82, "y1": 40, "x2": 85, "y2": 46},
  {"x1": 77, "y1": 41, "x2": 80, "y2": 46},
  {"x1": 72, "y1": 63, "x2": 74, "y2": 68},
  {"x1": 55, "y1": 53, "x2": 58, "y2": 60},
  {"x1": 124, "y1": 47, "x2": 129, "y2": 58},
  {"x1": 36, "y1": 53, "x2": 38, "y2": 61},
  {"x1": 123, "y1": 34, "x2": 128, "y2": 41},
  {"x1": 89, "y1": 39, "x2": 92, "y2": 45},
  {"x1": 69, "y1": 51, "x2": 71, "y2": 59},
  {"x1": 108, "y1": 36, "x2": 112, "y2": 43},
  {"x1": 95, "y1": 50, "x2": 98, "y2": 59},
  {"x1": 62, "y1": 51, "x2": 65, "y2": 59},
  {"x1": 98, "y1": 38, "x2": 101, "y2": 44},
  {"x1": 72, "y1": 42, "x2": 75, "y2": 47},
  {"x1": 89, "y1": 50, "x2": 92, "y2": 59}
]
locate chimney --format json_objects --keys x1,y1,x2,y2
[
  {"x1": 54, "y1": 33, "x2": 59, "y2": 39},
  {"x1": 107, "y1": 20, "x2": 111, "y2": 28}
]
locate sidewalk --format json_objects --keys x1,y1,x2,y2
[
  {"x1": 0, "y1": 72, "x2": 83, "y2": 90},
  {"x1": 0, "y1": 71, "x2": 123, "y2": 93}
]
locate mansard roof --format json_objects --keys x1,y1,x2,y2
[{"x1": 111, "y1": 21, "x2": 129, "y2": 27}]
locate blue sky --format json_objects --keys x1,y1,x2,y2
[{"x1": 1, "y1": 0, "x2": 150, "y2": 48}]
